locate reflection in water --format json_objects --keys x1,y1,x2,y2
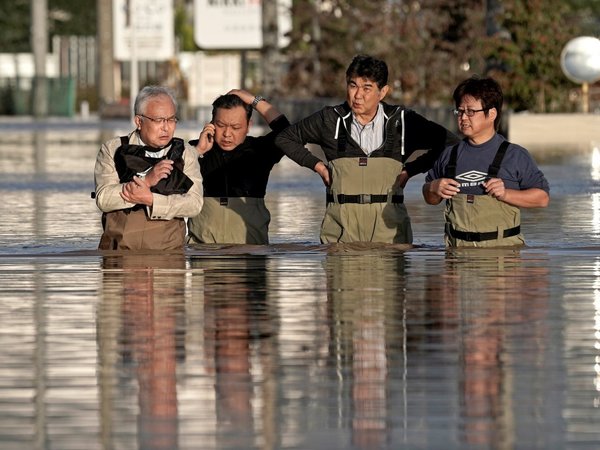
[
  {"x1": 4, "y1": 127, "x2": 600, "y2": 448},
  {"x1": 324, "y1": 250, "x2": 407, "y2": 450},
  {"x1": 99, "y1": 253, "x2": 186, "y2": 450},
  {"x1": 424, "y1": 249, "x2": 553, "y2": 448},
  {"x1": 595, "y1": 265, "x2": 600, "y2": 408},
  {"x1": 191, "y1": 256, "x2": 278, "y2": 450}
]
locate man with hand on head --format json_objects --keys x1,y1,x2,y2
[
  {"x1": 187, "y1": 89, "x2": 290, "y2": 244},
  {"x1": 422, "y1": 76, "x2": 549, "y2": 247},
  {"x1": 94, "y1": 85, "x2": 203, "y2": 250},
  {"x1": 275, "y1": 54, "x2": 458, "y2": 244}
]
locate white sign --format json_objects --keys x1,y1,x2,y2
[
  {"x1": 113, "y1": 0, "x2": 175, "y2": 61},
  {"x1": 194, "y1": 0, "x2": 291, "y2": 50}
]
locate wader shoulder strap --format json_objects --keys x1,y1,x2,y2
[
  {"x1": 444, "y1": 144, "x2": 460, "y2": 179},
  {"x1": 383, "y1": 116, "x2": 395, "y2": 155},
  {"x1": 487, "y1": 140, "x2": 510, "y2": 178},
  {"x1": 444, "y1": 140, "x2": 510, "y2": 179}
]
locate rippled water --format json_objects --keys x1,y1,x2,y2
[{"x1": 1, "y1": 122, "x2": 600, "y2": 449}]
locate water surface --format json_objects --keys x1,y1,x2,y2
[{"x1": 1, "y1": 122, "x2": 600, "y2": 449}]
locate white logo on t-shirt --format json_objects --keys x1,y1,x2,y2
[{"x1": 456, "y1": 170, "x2": 487, "y2": 187}]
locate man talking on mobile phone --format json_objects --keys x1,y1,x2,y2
[{"x1": 187, "y1": 89, "x2": 290, "y2": 244}]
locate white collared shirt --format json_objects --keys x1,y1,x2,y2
[{"x1": 350, "y1": 103, "x2": 385, "y2": 156}]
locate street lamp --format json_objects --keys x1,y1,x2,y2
[{"x1": 560, "y1": 36, "x2": 600, "y2": 113}]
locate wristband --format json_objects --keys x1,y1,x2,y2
[{"x1": 251, "y1": 95, "x2": 264, "y2": 109}]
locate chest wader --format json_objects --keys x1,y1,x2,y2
[
  {"x1": 98, "y1": 137, "x2": 190, "y2": 251},
  {"x1": 188, "y1": 197, "x2": 270, "y2": 244},
  {"x1": 323, "y1": 157, "x2": 410, "y2": 243},
  {"x1": 444, "y1": 140, "x2": 524, "y2": 248},
  {"x1": 100, "y1": 209, "x2": 186, "y2": 250}
]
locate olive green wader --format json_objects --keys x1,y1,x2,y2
[
  {"x1": 322, "y1": 157, "x2": 411, "y2": 244},
  {"x1": 443, "y1": 140, "x2": 523, "y2": 247},
  {"x1": 188, "y1": 197, "x2": 270, "y2": 244},
  {"x1": 444, "y1": 195, "x2": 524, "y2": 247}
]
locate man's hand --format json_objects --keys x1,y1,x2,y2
[
  {"x1": 314, "y1": 161, "x2": 331, "y2": 186},
  {"x1": 393, "y1": 170, "x2": 410, "y2": 189},
  {"x1": 121, "y1": 176, "x2": 153, "y2": 206},
  {"x1": 428, "y1": 178, "x2": 460, "y2": 199},
  {"x1": 197, "y1": 123, "x2": 216, "y2": 156},
  {"x1": 483, "y1": 177, "x2": 506, "y2": 201},
  {"x1": 144, "y1": 160, "x2": 174, "y2": 187}
]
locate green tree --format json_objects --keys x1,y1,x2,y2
[
  {"x1": 49, "y1": 0, "x2": 96, "y2": 36},
  {"x1": 482, "y1": 0, "x2": 577, "y2": 112},
  {"x1": 0, "y1": 0, "x2": 31, "y2": 52},
  {"x1": 175, "y1": 0, "x2": 199, "y2": 51}
]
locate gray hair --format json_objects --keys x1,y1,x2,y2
[{"x1": 134, "y1": 85, "x2": 178, "y2": 115}]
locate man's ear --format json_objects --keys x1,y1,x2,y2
[
  {"x1": 379, "y1": 85, "x2": 390, "y2": 100},
  {"x1": 134, "y1": 115, "x2": 142, "y2": 130},
  {"x1": 488, "y1": 107, "x2": 497, "y2": 122}
]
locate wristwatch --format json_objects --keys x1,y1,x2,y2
[{"x1": 252, "y1": 95, "x2": 265, "y2": 109}]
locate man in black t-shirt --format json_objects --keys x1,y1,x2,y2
[{"x1": 187, "y1": 89, "x2": 290, "y2": 244}]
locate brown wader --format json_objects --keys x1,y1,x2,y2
[
  {"x1": 187, "y1": 197, "x2": 270, "y2": 244},
  {"x1": 322, "y1": 157, "x2": 411, "y2": 244},
  {"x1": 443, "y1": 140, "x2": 524, "y2": 247},
  {"x1": 100, "y1": 209, "x2": 186, "y2": 250}
]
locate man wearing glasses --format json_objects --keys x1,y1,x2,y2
[
  {"x1": 422, "y1": 76, "x2": 549, "y2": 247},
  {"x1": 94, "y1": 85, "x2": 203, "y2": 250},
  {"x1": 275, "y1": 54, "x2": 458, "y2": 244}
]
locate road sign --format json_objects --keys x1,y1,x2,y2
[
  {"x1": 113, "y1": 0, "x2": 175, "y2": 61},
  {"x1": 194, "y1": 0, "x2": 291, "y2": 50}
]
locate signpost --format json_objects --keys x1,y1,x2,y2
[{"x1": 560, "y1": 36, "x2": 600, "y2": 113}]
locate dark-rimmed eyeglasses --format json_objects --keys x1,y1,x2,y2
[
  {"x1": 138, "y1": 114, "x2": 178, "y2": 125},
  {"x1": 453, "y1": 108, "x2": 488, "y2": 117}
]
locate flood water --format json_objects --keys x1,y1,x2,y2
[{"x1": 1, "y1": 120, "x2": 600, "y2": 449}]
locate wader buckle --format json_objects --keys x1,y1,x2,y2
[{"x1": 359, "y1": 194, "x2": 371, "y2": 204}]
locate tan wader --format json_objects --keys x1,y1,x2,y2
[
  {"x1": 322, "y1": 157, "x2": 411, "y2": 244},
  {"x1": 444, "y1": 194, "x2": 524, "y2": 247},
  {"x1": 187, "y1": 197, "x2": 270, "y2": 244},
  {"x1": 99, "y1": 209, "x2": 186, "y2": 250}
]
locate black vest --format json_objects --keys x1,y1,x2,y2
[{"x1": 114, "y1": 136, "x2": 193, "y2": 195}]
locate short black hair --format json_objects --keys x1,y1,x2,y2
[
  {"x1": 346, "y1": 55, "x2": 388, "y2": 89},
  {"x1": 211, "y1": 94, "x2": 253, "y2": 123},
  {"x1": 453, "y1": 76, "x2": 503, "y2": 130}
]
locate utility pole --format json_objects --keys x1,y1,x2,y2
[
  {"x1": 261, "y1": 0, "x2": 280, "y2": 97},
  {"x1": 31, "y1": 0, "x2": 48, "y2": 117},
  {"x1": 97, "y1": 0, "x2": 116, "y2": 114}
]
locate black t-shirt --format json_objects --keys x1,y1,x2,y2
[{"x1": 190, "y1": 115, "x2": 290, "y2": 198}]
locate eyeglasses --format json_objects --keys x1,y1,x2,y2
[
  {"x1": 138, "y1": 114, "x2": 178, "y2": 125},
  {"x1": 453, "y1": 108, "x2": 488, "y2": 117}
]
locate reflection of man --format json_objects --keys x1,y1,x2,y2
[
  {"x1": 423, "y1": 250, "x2": 550, "y2": 446},
  {"x1": 94, "y1": 85, "x2": 203, "y2": 250},
  {"x1": 192, "y1": 256, "x2": 277, "y2": 448},
  {"x1": 324, "y1": 251, "x2": 407, "y2": 449},
  {"x1": 100, "y1": 254, "x2": 187, "y2": 449},
  {"x1": 187, "y1": 89, "x2": 290, "y2": 244},
  {"x1": 276, "y1": 55, "x2": 458, "y2": 244}
]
